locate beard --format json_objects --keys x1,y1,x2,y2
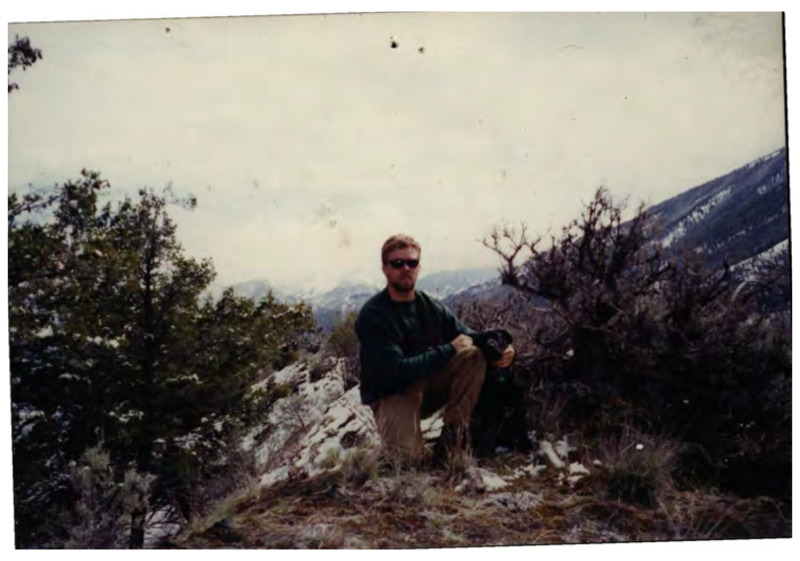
[{"x1": 389, "y1": 276, "x2": 416, "y2": 294}]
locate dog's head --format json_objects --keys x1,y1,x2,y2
[{"x1": 473, "y1": 329, "x2": 513, "y2": 362}]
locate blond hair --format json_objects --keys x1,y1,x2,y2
[{"x1": 381, "y1": 234, "x2": 421, "y2": 263}]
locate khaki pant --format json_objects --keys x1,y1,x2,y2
[{"x1": 370, "y1": 346, "x2": 487, "y2": 463}]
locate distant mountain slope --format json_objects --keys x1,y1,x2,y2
[
  {"x1": 306, "y1": 282, "x2": 381, "y2": 332},
  {"x1": 415, "y1": 267, "x2": 499, "y2": 298},
  {"x1": 446, "y1": 148, "x2": 789, "y2": 312},
  {"x1": 230, "y1": 268, "x2": 503, "y2": 331},
  {"x1": 649, "y1": 148, "x2": 788, "y2": 269},
  {"x1": 229, "y1": 148, "x2": 789, "y2": 328}
]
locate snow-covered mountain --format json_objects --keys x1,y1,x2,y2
[
  {"x1": 449, "y1": 147, "x2": 789, "y2": 311},
  {"x1": 230, "y1": 268, "x2": 503, "y2": 331},
  {"x1": 229, "y1": 148, "x2": 789, "y2": 327},
  {"x1": 232, "y1": 268, "x2": 499, "y2": 307},
  {"x1": 305, "y1": 282, "x2": 380, "y2": 312},
  {"x1": 649, "y1": 147, "x2": 788, "y2": 269},
  {"x1": 415, "y1": 267, "x2": 499, "y2": 298}
]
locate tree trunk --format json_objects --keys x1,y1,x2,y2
[{"x1": 129, "y1": 509, "x2": 146, "y2": 549}]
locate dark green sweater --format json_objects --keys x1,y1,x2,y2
[{"x1": 355, "y1": 288, "x2": 476, "y2": 405}]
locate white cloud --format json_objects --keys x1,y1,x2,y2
[{"x1": 7, "y1": 12, "x2": 786, "y2": 291}]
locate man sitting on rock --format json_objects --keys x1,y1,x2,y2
[{"x1": 355, "y1": 234, "x2": 515, "y2": 466}]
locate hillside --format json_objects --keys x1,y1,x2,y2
[
  {"x1": 231, "y1": 268, "x2": 500, "y2": 331},
  {"x1": 448, "y1": 148, "x2": 789, "y2": 314},
  {"x1": 230, "y1": 148, "x2": 789, "y2": 327},
  {"x1": 162, "y1": 358, "x2": 789, "y2": 548},
  {"x1": 650, "y1": 148, "x2": 788, "y2": 269},
  {"x1": 153, "y1": 148, "x2": 791, "y2": 548}
]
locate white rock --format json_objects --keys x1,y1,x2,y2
[
  {"x1": 539, "y1": 440, "x2": 565, "y2": 469},
  {"x1": 568, "y1": 462, "x2": 590, "y2": 476},
  {"x1": 554, "y1": 437, "x2": 575, "y2": 459},
  {"x1": 254, "y1": 360, "x2": 379, "y2": 486},
  {"x1": 476, "y1": 468, "x2": 510, "y2": 491}
]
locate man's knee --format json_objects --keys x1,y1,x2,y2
[
  {"x1": 443, "y1": 346, "x2": 486, "y2": 393},
  {"x1": 453, "y1": 345, "x2": 487, "y2": 370},
  {"x1": 463, "y1": 345, "x2": 486, "y2": 360}
]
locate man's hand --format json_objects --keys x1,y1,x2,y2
[
  {"x1": 451, "y1": 334, "x2": 474, "y2": 352},
  {"x1": 492, "y1": 344, "x2": 515, "y2": 368}
]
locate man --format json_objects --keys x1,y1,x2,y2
[{"x1": 355, "y1": 234, "x2": 515, "y2": 465}]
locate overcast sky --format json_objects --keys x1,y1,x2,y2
[{"x1": 7, "y1": 9, "x2": 787, "y2": 292}]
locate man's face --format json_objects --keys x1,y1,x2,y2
[{"x1": 382, "y1": 247, "x2": 421, "y2": 294}]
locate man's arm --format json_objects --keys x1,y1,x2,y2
[
  {"x1": 435, "y1": 298, "x2": 478, "y2": 338},
  {"x1": 453, "y1": 315, "x2": 478, "y2": 337},
  {"x1": 356, "y1": 310, "x2": 457, "y2": 395},
  {"x1": 438, "y1": 300, "x2": 515, "y2": 368}
]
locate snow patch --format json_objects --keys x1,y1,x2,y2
[
  {"x1": 476, "y1": 468, "x2": 510, "y2": 491},
  {"x1": 537, "y1": 437, "x2": 591, "y2": 485},
  {"x1": 421, "y1": 411, "x2": 444, "y2": 441},
  {"x1": 661, "y1": 186, "x2": 734, "y2": 248},
  {"x1": 731, "y1": 239, "x2": 789, "y2": 279},
  {"x1": 539, "y1": 440, "x2": 565, "y2": 469},
  {"x1": 511, "y1": 462, "x2": 547, "y2": 479},
  {"x1": 554, "y1": 437, "x2": 575, "y2": 459},
  {"x1": 34, "y1": 326, "x2": 54, "y2": 338},
  {"x1": 479, "y1": 491, "x2": 543, "y2": 511},
  {"x1": 456, "y1": 466, "x2": 508, "y2": 493},
  {"x1": 660, "y1": 222, "x2": 687, "y2": 247},
  {"x1": 144, "y1": 508, "x2": 184, "y2": 548}
]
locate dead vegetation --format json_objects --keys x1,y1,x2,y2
[
  {"x1": 160, "y1": 189, "x2": 791, "y2": 550},
  {"x1": 165, "y1": 445, "x2": 790, "y2": 549}
]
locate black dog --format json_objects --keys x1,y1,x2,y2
[{"x1": 470, "y1": 329, "x2": 533, "y2": 457}]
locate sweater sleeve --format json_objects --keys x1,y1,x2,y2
[
  {"x1": 435, "y1": 298, "x2": 478, "y2": 338},
  {"x1": 452, "y1": 314, "x2": 478, "y2": 338},
  {"x1": 355, "y1": 305, "x2": 456, "y2": 396}
]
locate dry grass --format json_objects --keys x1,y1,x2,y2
[
  {"x1": 592, "y1": 427, "x2": 681, "y2": 508},
  {"x1": 166, "y1": 438, "x2": 790, "y2": 549}
]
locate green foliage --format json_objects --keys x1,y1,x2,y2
[
  {"x1": 325, "y1": 311, "x2": 360, "y2": 390},
  {"x1": 9, "y1": 172, "x2": 315, "y2": 546},
  {"x1": 326, "y1": 311, "x2": 358, "y2": 359},
  {"x1": 61, "y1": 448, "x2": 155, "y2": 548},
  {"x1": 24, "y1": 447, "x2": 154, "y2": 548},
  {"x1": 8, "y1": 35, "x2": 42, "y2": 93},
  {"x1": 486, "y1": 187, "x2": 791, "y2": 498},
  {"x1": 339, "y1": 447, "x2": 379, "y2": 486},
  {"x1": 318, "y1": 447, "x2": 342, "y2": 470}
]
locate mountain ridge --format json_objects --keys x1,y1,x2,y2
[{"x1": 228, "y1": 147, "x2": 789, "y2": 328}]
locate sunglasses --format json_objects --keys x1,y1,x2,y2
[{"x1": 384, "y1": 258, "x2": 420, "y2": 269}]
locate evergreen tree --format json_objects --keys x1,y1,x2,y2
[
  {"x1": 9, "y1": 173, "x2": 315, "y2": 547},
  {"x1": 325, "y1": 311, "x2": 360, "y2": 390},
  {"x1": 8, "y1": 34, "x2": 42, "y2": 93}
]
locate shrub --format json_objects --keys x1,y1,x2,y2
[
  {"x1": 662, "y1": 492, "x2": 791, "y2": 540},
  {"x1": 485, "y1": 187, "x2": 791, "y2": 499},
  {"x1": 309, "y1": 356, "x2": 337, "y2": 384},
  {"x1": 339, "y1": 447, "x2": 379, "y2": 486},
  {"x1": 318, "y1": 447, "x2": 342, "y2": 470},
  {"x1": 595, "y1": 428, "x2": 680, "y2": 508},
  {"x1": 40, "y1": 447, "x2": 154, "y2": 548},
  {"x1": 325, "y1": 311, "x2": 360, "y2": 391}
]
